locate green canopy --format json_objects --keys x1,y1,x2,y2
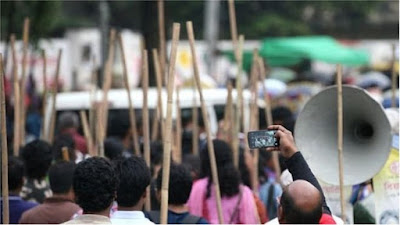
[{"x1": 225, "y1": 36, "x2": 369, "y2": 71}]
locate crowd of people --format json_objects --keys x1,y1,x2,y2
[
  {"x1": 0, "y1": 99, "x2": 348, "y2": 225},
  {"x1": 0, "y1": 64, "x2": 398, "y2": 224}
]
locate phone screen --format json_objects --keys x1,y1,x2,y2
[{"x1": 247, "y1": 130, "x2": 278, "y2": 149}]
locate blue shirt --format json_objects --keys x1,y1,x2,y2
[
  {"x1": 167, "y1": 211, "x2": 208, "y2": 224},
  {"x1": 1, "y1": 195, "x2": 38, "y2": 223}
]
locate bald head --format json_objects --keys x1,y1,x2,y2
[{"x1": 279, "y1": 180, "x2": 323, "y2": 224}]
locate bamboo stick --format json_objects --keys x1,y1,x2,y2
[
  {"x1": 336, "y1": 64, "x2": 346, "y2": 221},
  {"x1": 187, "y1": 21, "x2": 224, "y2": 224},
  {"x1": 175, "y1": 87, "x2": 182, "y2": 163},
  {"x1": 10, "y1": 34, "x2": 20, "y2": 156},
  {"x1": 152, "y1": 49, "x2": 165, "y2": 142},
  {"x1": 151, "y1": 104, "x2": 160, "y2": 141},
  {"x1": 223, "y1": 82, "x2": 233, "y2": 144},
  {"x1": 258, "y1": 58, "x2": 281, "y2": 184},
  {"x1": 80, "y1": 110, "x2": 95, "y2": 156},
  {"x1": 20, "y1": 18, "x2": 29, "y2": 146},
  {"x1": 160, "y1": 23, "x2": 180, "y2": 225},
  {"x1": 1, "y1": 54, "x2": 10, "y2": 224},
  {"x1": 228, "y1": 0, "x2": 238, "y2": 58},
  {"x1": 117, "y1": 33, "x2": 141, "y2": 156},
  {"x1": 40, "y1": 50, "x2": 47, "y2": 139},
  {"x1": 232, "y1": 35, "x2": 244, "y2": 168},
  {"x1": 158, "y1": 0, "x2": 167, "y2": 86},
  {"x1": 249, "y1": 50, "x2": 259, "y2": 194},
  {"x1": 62, "y1": 146, "x2": 70, "y2": 161},
  {"x1": 89, "y1": 59, "x2": 97, "y2": 151},
  {"x1": 192, "y1": 71, "x2": 199, "y2": 155},
  {"x1": 47, "y1": 49, "x2": 62, "y2": 144},
  {"x1": 391, "y1": 44, "x2": 397, "y2": 108},
  {"x1": 142, "y1": 50, "x2": 151, "y2": 211},
  {"x1": 98, "y1": 29, "x2": 116, "y2": 157}
]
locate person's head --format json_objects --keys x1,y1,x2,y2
[
  {"x1": 73, "y1": 157, "x2": 119, "y2": 214},
  {"x1": 278, "y1": 180, "x2": 323, "y2": 224},
  {"x1": 113, "y1": 156, "x2": 150, "y2": 209},
  {"x1": 8, "y1": 156, "x2": 25, "y2": 193},
  {"x1": 272, "y1": 106, "x2": 295, "y2": 132},
  {"x1": 58, "y1": 112, "x2": 79, "y2": 132},
  {"x1": 182, "y1": 154, "x2": 201, "y2": 181},
  {"x1": 49, "y1": 161, "x2": 76, "y2": 198},
  {"x1": 150, "y1": 141, "x2": 163, "y2": 177},
  {"x1": 200, "y1": 139, "x2": 240, "y2": 197},
  {"x1": 20, "y1": 140, "x2": 53, "y2": 179},
  {"x1": 53, "y1": 134, "x2": 76, "y2": 162},
  {"x1": 104, "y1": 137, "x2": 124, "y2": 160},
  {"x1": 156, "y1": 163, "x2": 193, "y2": 205}
]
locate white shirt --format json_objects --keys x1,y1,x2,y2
[{"x1": 111, "y1": 211, "x2": 154, "y2": 225}]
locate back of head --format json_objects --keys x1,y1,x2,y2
[
  {"x1": 280, "y1": 180, "x2": 323, "y2": 224},
  {"x1": 49, "y1": 161, "x2": 76, "y2": 194},
  {"x1": 182, "y1": 154, "x2": 201, "y2": 181},
  {"x1": 107, "y1": 110, "x2": 135, "y2": 139},
  {"x1": 73, "y1": 157, "x2": 119, "y2": 213},
  {"x1": 58, "y1": 112, "x2": 79, "y2": 131},
  {"x1": 8, "y1": 156, "x2": 24, "y2": 191},
  {"x1": 156, "y1": 163, "x2": 193, "y2": 205},
  {"x1": 20, "y1": 140, "x2": 53, "y2": 179},
  {"x1": 104, "y1": 137, "x2": 124, "y2": 160},
  {"x1": 201, "y1": 139, "x2": 240, "y2": 197},
  {"x1": 53, "y1": 134, "x2": 76, "y2": 162},
  {"x1": 113, "y1": 156, "x2": 150, "y2": 207}
]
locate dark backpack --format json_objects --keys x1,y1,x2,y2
[{"x1": 146, "y1": 211, "x2": 203, "y2": 224}]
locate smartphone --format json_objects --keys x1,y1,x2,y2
[{"x1": 247, "y1": 130, "x2": 279, "y2": 149}]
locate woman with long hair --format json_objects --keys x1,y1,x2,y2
[{"x1": 187, "y1": 140, "x2": 259, "y2": 224}]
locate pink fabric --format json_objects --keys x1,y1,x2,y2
[{"x1": 187, "y1": 178, "x2": 259, "y2": 224}]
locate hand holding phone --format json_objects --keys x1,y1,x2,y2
[{"x1": 247, "y1": 130, "x2": 279, "y2": 149}]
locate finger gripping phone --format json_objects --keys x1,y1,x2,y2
[{"x1": 247, "y1": 130, "x2": 279, "y2": 149}]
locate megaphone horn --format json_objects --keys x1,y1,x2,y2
[{"x1": 294, "y1": 85, "x2": 391, "y2": 186}]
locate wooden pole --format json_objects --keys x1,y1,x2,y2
[
  {"x1": 336, "y1": 64, "x2": 346, "y2": 221},
  {"x1": 19, "y1": 18, "x2": 29, "y2": 146},
  {"x1": 158, "y1": 0, "x2": 167, "y2": 86},
  {"x1": 152, "y1": 49, "x2": 165, "y2": 142},
  {"x1": 187, "y1": 21, "x2": 224, "y2": 224},
  {"x1": 62, "y1": 146, "x2": 70, "y2": 161},
  {"x1": 191, "y1": 68, "x2": 199, "y2": 155},
  {"x1": 249, "y1": 50, "x2": 259, "y2": 194},
  {"x1": 258, "y1": 58, "x2": 280, "y2": 183},
  {"x1": 223, "y1": 81, "x2": 233, "y2": 143},
  {"x1": 142, "y1": 50, "x2": 152, "y2": 211},
  {"x1": 160, "y1": 23, "x2": 180, "y2": 225},
  {"x1": 80, "y1": 110, "x2": 95, "y2": 156},
  {"x1": 89, "y1": 61, "x2": 97, "y2": 152},
  {"x1": 40, "y1": 50, "x2": 48, "y2": 139},
  {"x1": 1, "y1": 54, "x2": 10, "y2": 224},
  {"x1": 228, "y1": 0, "x2": 238, "y2": 56},
  {"x1": 47, "y1": 49, "x2": 62, "y2": 144},
  {"x1": 175, "y1": 87, "x2": 182, "y2": 163},
  {"x1": 117, "y1": 33, "x2": 141, "y2": 156},
  {"x1": 232, "y1": 35, "x2": 244, "y2": 168},
  {"x1": 10, "y1": 34, "x2": 20, "y2": 156},
  {"x1": 98, "y1": 29, "x2": 116, "y2": 157},
  {"x1": 391, "y1": 44, "x2": 397, "y2": 108}
]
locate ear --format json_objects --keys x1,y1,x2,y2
[{"x1": 142, "y1": 188, "x2": 147, "y2": 199}]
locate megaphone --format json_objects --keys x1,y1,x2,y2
[{"x1": 294, "y1": 85, "x2": 391, "y2": 186}]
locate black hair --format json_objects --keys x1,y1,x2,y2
[
  {"x1": 113, "y1": 156, "x2": 150, "y2": 207},
  {"x1": 200, "y1": 140, "x2": 240, "y2": 198},
  {"x1": 73, "y1": 157, "x2": 119, "y2": 213},
  {"x1": 272, "y1": 106, "x2": 295, "y2": 133},
  {"x1": 281, "y1": 188, "x2": 323, "y2": 224},
  {"x1": 49, "y1": 161, "x2": 76, "y2": 194},
  {"x1": 182, "y1": 154, "x2": 201, "y2": 181},
  {"x1": 156, "y1": 163, "x2": 193, "y2": 205},
  {"x1": 8, "y1": 157, "x2": 24, "y2": 191},
  {"x1": 58, "y1": 111, "x2": 79, "y2": 131},
  {"x1": 53, "y1": 134, "x2": 76, "y2": 162},
  {"x1": 20, "y1": 140, "x2": 53, "y2": 179},
  {"x1": 107, "y1": 110, "x2": 141, "y2": 139},
  {"x1": 104, "y1": 137, "x2": 124, "y2": 160}
]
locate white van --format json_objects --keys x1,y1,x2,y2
[{"x1": 44, "y1": 88, "x2": 255, "y2": 137}]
